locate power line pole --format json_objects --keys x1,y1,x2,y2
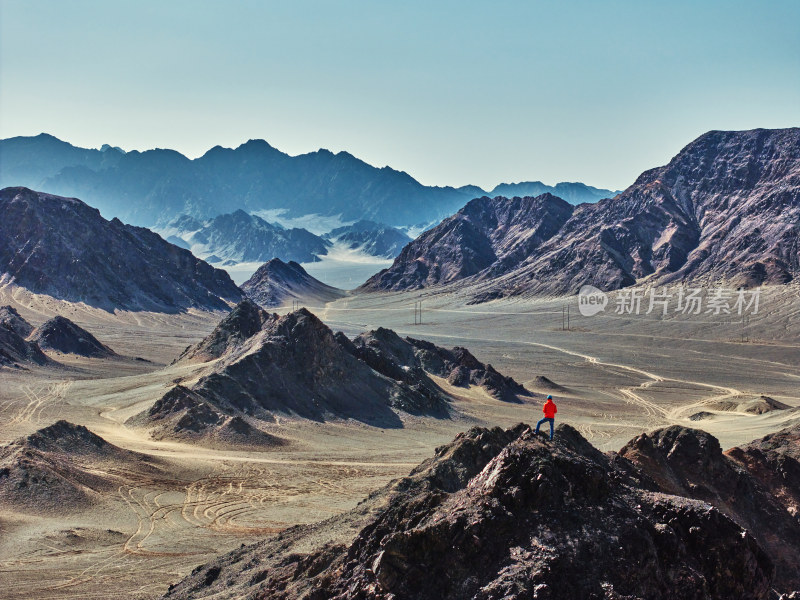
[{"x1": 414, "y1": 300, "x2": 423, "y2": 325}]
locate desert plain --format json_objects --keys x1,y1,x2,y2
[{"x1": 0, "y1": 282, "x2": 798, "y2": 599}]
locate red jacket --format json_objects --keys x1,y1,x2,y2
[{"x1": 543, "y1": 399, "x2": 557, "y2": 419}]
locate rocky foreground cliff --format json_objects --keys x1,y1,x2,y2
[
  {"x1": 162, "y1": 422, "x2": 800, "y2": 600},
  {"x1": 363, "y1": 128, "x2": 800, "y2": 298}
]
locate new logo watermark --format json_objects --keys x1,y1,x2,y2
[
  {"x1": 578, "y1": 284, "x2": 762, "y2": 317},
  {"x1": 578, "y1": 285, "x2": 608, "y2": 316}
]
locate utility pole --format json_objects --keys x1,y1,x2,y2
[
  {"x1": 741, "y1": 313, "x2": 750, "y2": 343},
  {"x1": 414, "y1": 300, "x2": 423, "y2": 325},
  {"x1": 292, "y1": 300, "x2": 300, "y2": 311},
  {"x1": 562, "y1": 304, "x2": 570, "y2": 331}
]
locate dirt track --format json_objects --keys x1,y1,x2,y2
[{"x1": 1, "y1": 284, "x2": 798, "y2": 598}]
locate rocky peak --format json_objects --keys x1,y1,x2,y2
[
  {"x1": 241, "y1": 258, "x2": 344, "y2": 308},
  {"x1": 177, "y1": 299, "x2": 271, "y2": 361},
  {"x1": 19, "y1": 420, "x2": 113, "y2": 456},
  {"x1": 0, "y1": 305, "x2": 33, "y2": 338},
  {"x1": 29, "y1": 316, "x2": 115, "y2": 357},
  {"x1": 621, "y1": 425, "x2": 800, "y2": 591},
  {"x1": 166, "y1": 423, "x2": 777, "y2": 599}
]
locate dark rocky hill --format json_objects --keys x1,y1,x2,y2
[
  {"x1": 138, "y1": 304, "x2": 453, "y2": 440},
  {"x1": 241, "y1": 258, "x2": 345, "y2": 307},
  {"x1": 0, "y1": 305, "x2": 34, "y2": 338},
  {"x1": 29, "y1": 315, "x2": 116, "y2": 357},
  {"x1": 144, "y1": 302, "x2": 530, "y2": 445},
  {"x1": 363, "y1": 193, "x2": 573, "y2": 291},
  {"x1": 0, "y1": 187, "x2": 242, "y2": 311},
  {"x1": 163, "y1": 423, "x2": 800, "y2": 599},
  {"x1": 619, "y1": 426, "x2": 800, "y2": 591},
  {"x1": 324, "y1": 219, "x2": 412, "y2": 258},
  {"x1": 339, "y1": 327, "x2": 532, "y2": 402},
  {"x1": 364, "y1": 128, "x2": 800, "y2": 297},
  {"x1": 0, "y1": 420, "x2": 159, "y2": 512},
  {"x1": 0, "y1": 322, "x2": 50, "y2": 367}
]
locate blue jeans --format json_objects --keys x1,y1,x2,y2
[{"x1": 536, "y1": 417, "x2": 554, "y2": 440}]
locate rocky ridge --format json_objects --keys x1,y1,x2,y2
[{"x1": 163, "y1": 422, "x2": 800, "y2": 599}]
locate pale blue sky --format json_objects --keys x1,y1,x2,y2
[{"x1": 1, "y1": 0, "x2": 798, "y2": 190}]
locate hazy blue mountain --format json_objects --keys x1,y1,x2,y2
[
  {"x1": 164, "y1": 210, "x2": 330, "y2": 264},
  {"x1": 324, "y1": 219, "x2": 412, "y2": 258},
  {"x1": 489, "y1": 181, "x2": 619, "y2": 204},
  {"x1": 0, "y1": 135, "x2": 476, "y2": 228},
  {"x1": 0, "y1": 133, "x2": 615, "y2": 229}
]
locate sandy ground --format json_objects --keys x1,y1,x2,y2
[{"x1": 0, "y1": 283, "x2": 798, "y2": 598}]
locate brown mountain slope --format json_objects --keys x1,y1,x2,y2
[
  {"x1": 363, "y1": 128, "x2": 800, "y2": 298},
  {"x1": 0, "y1": 187, "x2": 242, "y2": 311}
]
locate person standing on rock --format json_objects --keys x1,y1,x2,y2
[{"x1": 535, "y1": 395, "x2": 557, "y2": 440}]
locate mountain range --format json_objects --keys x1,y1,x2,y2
[
  {"x1": 158, "y1": 210, "x2": 330, "y2": 264},
  {"x1": 364, "y1": 128, "x2": 800, "y2": 297},
  {"x1": 0, "y1": 133, "x2": 618, "y2": 228},
  {"x1": 0, "y1": 187, "x2": 242, "y2": 311}
]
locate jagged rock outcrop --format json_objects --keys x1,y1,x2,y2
[
  {"x1": 619, "y1": 426, "x2": 800, "y2": 591},
  {"x1": 0, "y1": 420, "x2": 158, "y2": 511},
  {"x1": 164, "y1": 424, "x2": 786, "y2": 600},
  {"x1": 338, "y1": 327, "x2": 531, "y2": 402},
  {"x1": 142, "y1": 386, "x2": 285, "y2": 449},
  {"x1": 29, "y1": 315, "x2": 115, "y2": 357},
  {"x1": 364, "y1": 128, "x2": 800, "y2": 298},
  {"x1": 0, "y1": 187, "x2": 243, "y2": 311},
  {"x1": 177, "y1": 299, "x2": 270, "y2": 362},
  {"x1": 241, "y1": 258, "x2": 345, "y2": 308}
]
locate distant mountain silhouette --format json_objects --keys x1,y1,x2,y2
[
  {"x1": 0, "y1": 187, "x2": 242, "y2": 312},
  {"x1": 364, "y1": 128, "x2": 800, "y2": 298},
  {"x1": 490, "y1": 181, "x2": 619, "y2": 204},
  {"x1": 0, "y1": 133, "x2": 617, "y2": 228}
]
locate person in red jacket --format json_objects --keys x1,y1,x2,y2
[{"x1": 535, "y1": 395, "x2": 557, "y2": 440}]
